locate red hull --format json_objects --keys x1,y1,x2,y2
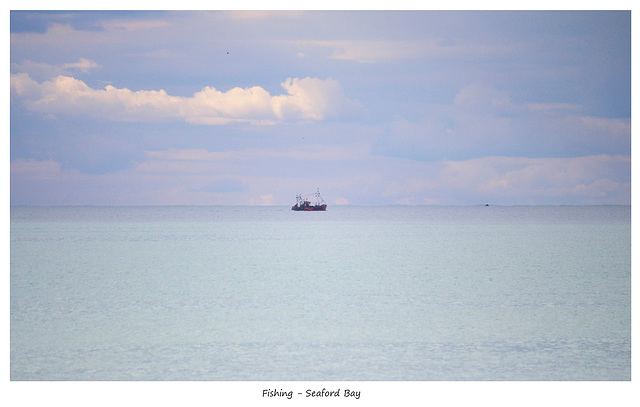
[{"x1": 292, "y1": 204, "x2": 326, "y2": 211}]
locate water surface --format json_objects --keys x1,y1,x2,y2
[{"x1": 11, "y1": 205, "x2": 631, "y2": 380}]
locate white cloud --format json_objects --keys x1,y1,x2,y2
[
  {"x1": 187, "y1": 85, "x2": 274, "y2": 124},
  {"x1": 62, "y1": 58, "x2": 100, "y2": 72},
  {"x1": 224, "y1": 11, "x2": 303, "y2": 20},
  {"x1": 436, "y1": 155, "x2": 630, "y2": 204},
  {"x1": 99, "y1": 19, "x2": 170, "y2": 31},
  {"x1": 295, "y1": 39, "x2": 512, "y2": 63},
  {"x1": 300, "y1": 40, "x2": 433, "y2": 63},
  {"x1": 144, "y1": 144, "x2": 368, "y2": 164},
  {"x1": 11, "y1": 58, "x2": 100, "y2": 81},
  {"x1": 272, "y1": 77, "x2": 366, "y2": 121},
  {"x1": 250, "y1": 194, "x2": 276, "y2": 206},
  {"x1": 10, "y1": 73, "x2": 364, "y2": 125}
]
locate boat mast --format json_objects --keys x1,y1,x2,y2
[{"x1": 314, "y1": 188, "x2": 324, "y2": 206}]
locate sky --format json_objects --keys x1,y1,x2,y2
[{"x1": 9, "y1": 10, "x2": 631, "y2": 206}]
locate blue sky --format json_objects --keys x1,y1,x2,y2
[{"x1": 10, "y1": 10, "x2": 631, "y2": 205}]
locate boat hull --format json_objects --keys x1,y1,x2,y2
[{"x1": 292, "y1": 204, "x2": 327, "y2": 211}]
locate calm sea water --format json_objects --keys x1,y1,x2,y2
[{"x1": 10, "y1": 205, "x2": 630, "y2": 380}]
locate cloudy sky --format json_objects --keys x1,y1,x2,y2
[{"x1": 10, "y1": 10, "x2": 631, "y2": 206}]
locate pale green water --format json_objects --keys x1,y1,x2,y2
[{"x1": 10, "y1": 205, "x2": 631, "y2": 380}]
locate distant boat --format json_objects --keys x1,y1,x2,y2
[{"x1": 292, "y1": 189, "x2": 327, "y2": 211}]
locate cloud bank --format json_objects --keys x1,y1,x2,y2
[
  {"x1": 10, "y1": 73, "x2": 364, "y2": 125},
  {"x1": 372, "y1": 83, "x2": 630, "y2": 161},
  {"x1": 10, "y1": 11, "x2": 630, "y2": 206},
  {"x1": 11, "y1": 152, "x2": 630, "y2": 206}
]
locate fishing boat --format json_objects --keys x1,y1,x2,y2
[{"x1": 292, "y1": 189, "x2": 327, "y2": 211}]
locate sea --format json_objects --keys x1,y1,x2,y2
[{"x1": 10, "y1": 205, "x2": 631, "y2": 382}]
